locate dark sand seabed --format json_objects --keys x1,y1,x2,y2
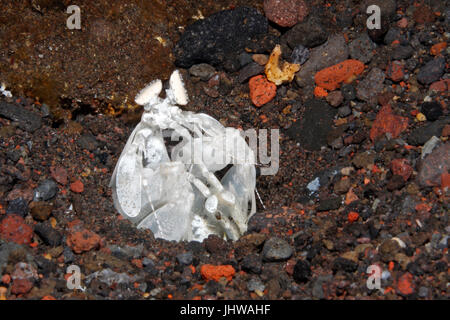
[{"x1": 0, "y1": 0, "x2": 448, "y2": 300}]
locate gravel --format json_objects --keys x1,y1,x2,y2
[
  {"x1": 262, "y1": 237, "x2": 293, "y2": 262},
  {"x1": 0, "y1": 0, "x2": 447, "y2": 301}
]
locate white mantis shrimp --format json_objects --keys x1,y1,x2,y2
[{"x1": 110, "y1": 70, "x2": 256, "y2": 242}]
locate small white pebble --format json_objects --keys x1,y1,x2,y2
[{"x1": 306, "y1": 177, "x2": 320, "y2": 195}]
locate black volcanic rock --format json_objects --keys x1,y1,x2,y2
[{"x1": 174, "y1": 7, "x2": 268, "y2": 69}]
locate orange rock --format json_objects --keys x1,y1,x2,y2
[
  {"x1": 430, "y1": 42, "x2": 447, "y2": 56},
  {"x1": 249, "y1": 75, "x2": 277, "y2": 107},
  {"x1": 314, "y1": 86, "x2": 328, "y2": 97},
  {"x1": 397, "y1": 272, "x2": 415, "y2": 296},
  {"x1": 314, "y1": 59, "x2": 365, "y2": 91},
  {"x1": 200, "y1": 264, "x2": 235, "y2": 282},
  {"x1": 66, "y1": 229, "x2": 101, "y2": 254},
  {"x1": 70, "y1": 180, "x2": 84, "y2": 193},
  {"x1": 345, "y1": 188, "x2": 359, "y2": 205},
  {"x1": 370, "y1": 105, "x2": 408, "y2": 142},
  {"x1": 0, "y1": 215, "x2": 33, "y2": 245},
  {"x1": 348, "y1": 211, "x2": 359, "y2": 223},
  {"x1": 415, "y1": 203, "x2": 431, "y2": 212}
]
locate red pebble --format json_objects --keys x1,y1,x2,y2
[
  {"x1": 70, "y1": 180, "x2": 84, "y2": 193},
  {"x1": 263, "y1": 0, "x2": 309, "y2": 27},
  {"x1": 348, "y1": 211, "x2": 359, "y2": 223},
  {"x1": 430, "y1": 42, "x2": 447, "y2": 56},
  {"x1": 249, "y1": 75, "x2": 277, "y2": 107},
  {"x1": 66, "y1": 229, "x2": 101, "y2": 253},
  {"x1": 314, "y1": 59, "x2": 365, "y2": 91},
  {"x1": 370, "y1": 105, "x2": 408, "y2": 142},
  {"x1": 50, "y1": 166, "x2": 68, "y2": 185},
  {"x1": 397, "y1": 272, "x2": 415, "y2": 296},
  {"x1": 429, "y1": 79, "x2": 450, "y2": 92},
  {"x1": 314, "y1": 86, "x2": 328, "y2": 97},
  {"x1": 0, "y1": 215, "x2": 33, "y2": 245},
  {"x1": 200, "y1": 264, "x2": 235, "y2": 282},
  {"x1": 386, "y1": 61, "x2": 404, "y2": 82},
  {"x1": 391, "y1": 158, "x2": 413, "y2": 181}
]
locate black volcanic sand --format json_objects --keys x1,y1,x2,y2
[{"x1": 0, "y1": 0, "x2": 448, "y2": 300}]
